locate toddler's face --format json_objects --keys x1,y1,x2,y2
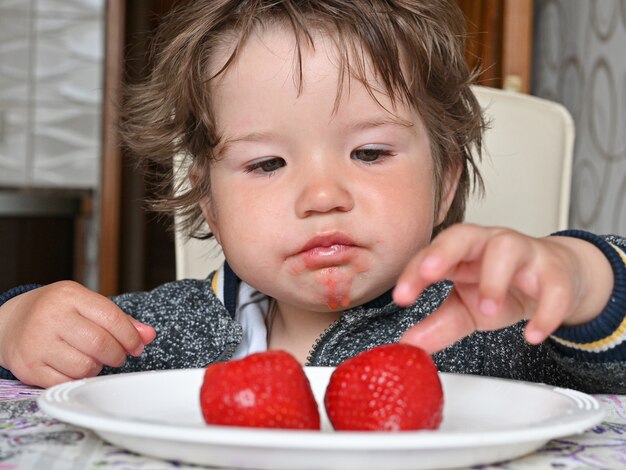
[{"x1": 201, "y1": 26, "x2": 458, "y2": 312}]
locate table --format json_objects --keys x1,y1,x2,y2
[{"x1": 1, "y1": 379, "x2": 626, "y2": 469}]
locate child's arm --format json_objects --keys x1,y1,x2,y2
[
  {"x1": 394, "y1": 225, "x2": 625, "y2": 356},
  {"x1": 0, "y1": 281, "x2": 156, "y2": 388}
]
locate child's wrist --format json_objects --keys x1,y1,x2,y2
[
  {"x1": 548, "y1": 230, "x2": 626, "y2": 359},
  {"x1": 547, "y1": 234, "x2": 613, "y2": 326}
]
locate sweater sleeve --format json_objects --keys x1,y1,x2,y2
[
  {"x1": 0, "y1": 284, "x2": 42, "y2": 380},
  {"x1": 547, "y1": 231, "x2": 626, "y2": 362},
  {"x1": 0, "y1": 284, "x2": 42, "y2": 305}
]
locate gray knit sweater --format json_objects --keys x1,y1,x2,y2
[
  {"x1": 1, "y1": 233, "x2": 624, "y2": 393},
  {"x1": 104, "y1": 232, "x2": 626, "y2": 394}
]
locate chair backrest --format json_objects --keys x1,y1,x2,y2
[
  {"x1": 175, "y1": 230, "x2": 223, "y2": 281},
  {"x1": 173, "y1": 157, "x2": 224, "y2": 281},
  {"x1": 465, "y1": 86, "x2": 575, "y2": 236},
  {"x1": 174, "y1": 86, "x2": 575, "y2": 280}
]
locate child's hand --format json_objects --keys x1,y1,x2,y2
[
  {"x1": 393, "y1": 224, "x2": 614, "y2": 353},
  {"x1": 0, "y1": 281, "x2": 156, "y2": 388}
]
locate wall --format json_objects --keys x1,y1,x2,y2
[
  {"x1": 0, "y1": 0, "x2": 104, "y2": 289},
  {"x1": 533, "y1": 0, "x2": 626, "y2": 234},
  {"x1": 0, "y1": 0, "x2": 104, "y2": 187}
]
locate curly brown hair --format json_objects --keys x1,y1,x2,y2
[{"x1": 121, "y1": 0, "x2": 484, "y2": 239}]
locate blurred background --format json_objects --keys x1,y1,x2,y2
[{"x1": 0, "y1": 0, "x2": 624, "y2": 295}]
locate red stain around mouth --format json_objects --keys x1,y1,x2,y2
[
  {"x1": 315, "y1": 268, "x2": 352, "y2": 309},
  {"x1": 287, "y1": 239, "x2": 368, "y2": 310}
]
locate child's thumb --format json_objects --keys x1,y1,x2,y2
[{"x1": 128, "y1": 316, "x2": 157, "y2": 345}]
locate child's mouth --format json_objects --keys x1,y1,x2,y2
[
  {"x1": 295, "y1": 233, "x2": 359, "y2": 270},
  {"x1": 301, "y1": 244, "x2": 356, "y2": 269}
]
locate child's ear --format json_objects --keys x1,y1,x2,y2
[
  {"x1": 435, "y1": 163, "x2": 462, "y2": 226},
  {"x1": 189, "y1": 170, "x2": 222, "y2": 245},
  {"x1": 199, "y1": 198, "x2": 222, "y2": 245}
]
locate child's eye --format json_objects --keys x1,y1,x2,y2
[
  {"x1": 244, "y1": 157, "x2": 286, "y2": 174},
  {"x1": 350, "y1": 147, "x2": 396, "y2": 163}
]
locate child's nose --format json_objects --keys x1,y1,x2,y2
[{"x1": 294, "y1": 169, "x2": 354, "y2": 218}]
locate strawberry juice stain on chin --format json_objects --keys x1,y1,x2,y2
[
  {"x1": 315, "y1": 268, "x2": 352, "y2": 309},
  {"x1": 287, "y1": 243, "x2": 369, "y2": 309},
  {"x1": 303, "y1": 247, "x2": 368, "y2": 309}
]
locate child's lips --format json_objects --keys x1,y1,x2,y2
[
  {"x1": 294, "y1": 234, "x2": 360, "y2": 269},
  {"x1": 303, "y1": 244, "x2": 356, "y2": 267},
  {"x1": 305, "y1": 244, "x2": 351, "y2": 257},
  {"x1": 298, "y1": 233, "x2": 358, "y2": 253}
]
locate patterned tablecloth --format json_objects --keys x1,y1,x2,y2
[{"x1": 1, "y1": 379, "x2": 626, "y2": 469}]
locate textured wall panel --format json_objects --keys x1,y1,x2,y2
[
  {"x1": 534, "y1": 0, "x2": 626, "y2": 235},
  {"x1": 0, "y1": 0, "x2": 104, "y2": 189}
]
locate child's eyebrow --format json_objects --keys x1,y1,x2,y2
[
  {"x1": 343, "y1": 116, "x2": 415, "y2": 132},
  {"x1": 214, "y1": 117, "x2": 415, "y2": 156},
  {"x1": 214, "y1": 131, "x2": 276, "y2": 156}
]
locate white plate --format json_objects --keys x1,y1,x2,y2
[{"x1": 37, "y1": 368, "x2": 604, "y2": 470}]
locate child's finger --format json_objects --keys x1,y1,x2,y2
[
  {"x1": 524, "y1": 279, "x2": 572, "y2": 344},
  {"x1": 59, "y1": 317, "x2": 129, "y2": 368},
  {"x1": 129, "y1": 316, "x2": 157, "y2": 345},
  {"x1": 392, "y1": 253, "x2": 432, "y2": 305},
  {"x1": 399, "y1": 292, "x2": 477, "y2": 354},
  {"x1": 39, "y1": 367, "x2": 77, "y2": 389},
  {"x1": 68, "y1": 288, "x2": 146, "y2": 357},
  {"x1": 427, "y1": 224, "x2": 501, "y2": 271},
  {"x1": 477, "y1": 232, "x2": 532, "y2": 316},
  {"x1": 394, "y1": 224, "x2": 492, "y2": 306},
  {"x1": 14, "y1": 362, "x2": 75, "y2": 389},
  {"x1": 44, "y1": 341, "x2": 103, "y2": 380}
]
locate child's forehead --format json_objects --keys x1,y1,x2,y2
[
  {"x1": 212, "y1": 26, "x2": 344, "y2": 83},
  {"x1": 208, "y1": 22, "x2": 412, "y2": 113},
  {"x1": 207, "y1": 34, "x2": 432, "y2": 184},
  {"x1": 211, "y1": 24, "x2": 344, "y2": 76}
]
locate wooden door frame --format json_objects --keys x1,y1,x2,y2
[
  {"x1": 458, "y1": 0, "x2": 534, "y2": 93},
  {"x1": 502, "y1": 0, "x2": 534, "y2": 93},
  {"x1": 99, "y1": 0, "x2": 125, "y2": 296}
]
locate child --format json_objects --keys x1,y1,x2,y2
[{"x1": 0, "y1": 0, "x2": 624, "y2": 393}]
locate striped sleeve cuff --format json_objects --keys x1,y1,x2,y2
[{"x1": 548, "y1": 230, "x2": 626, "y2": 362}]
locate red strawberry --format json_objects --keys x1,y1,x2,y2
[
  {"x1": 200, "y1": 350, "x2": 320, "y2": 430},
  {"x1": 324, "y1": 343, "x2": 443, "y2": 431}
]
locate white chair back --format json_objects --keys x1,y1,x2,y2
[
  {"x1": 465, "y1": 86, "x2": 574, "y2": 236},
  {"x1": 173, "y1": 157, "x2": 224, "y2": 280}
]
